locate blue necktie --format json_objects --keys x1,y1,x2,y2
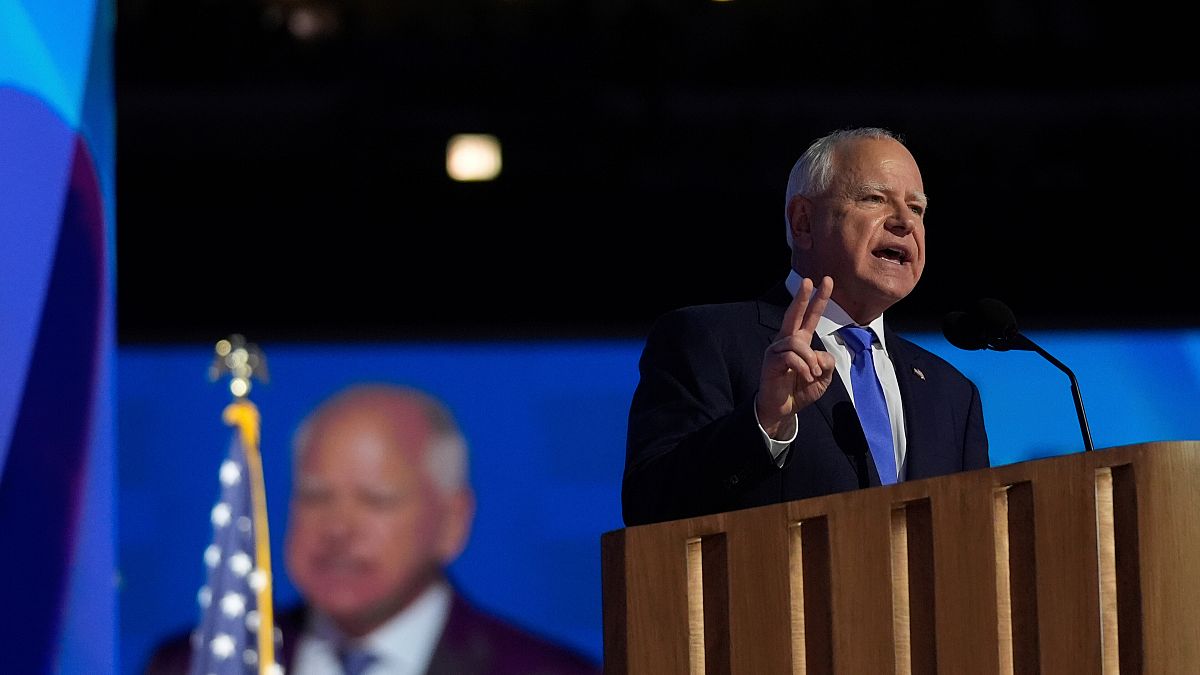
[
  {"x1": 338, "y1": 647, "x2": 378, "y2": 675},
  {"x1": 839, "y1": 326, "x2": 898, "y2": 485}
]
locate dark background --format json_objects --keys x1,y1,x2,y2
[{"x1": 115, "y1": 0, "x2": 1200, "y2": 344}]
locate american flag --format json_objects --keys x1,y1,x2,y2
[{"x1": 189, "y1": 400, "x2": 283, "y2": 675}]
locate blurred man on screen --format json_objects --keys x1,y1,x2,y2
[{"x1": 146, "y1": 383, "x2": 600, "y2": 675}]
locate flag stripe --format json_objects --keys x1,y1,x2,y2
[{"x1": 190, "y1": 399, "x2": 280, "y2": 675}]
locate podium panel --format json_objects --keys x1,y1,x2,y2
[{"x1": 601, "y1": 441, "x2": 1200, "y2": 674}]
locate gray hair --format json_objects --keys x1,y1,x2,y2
[
  {"x1": 783, "y1": 127, "x2": 902, "y2": 247},
  {"x1": 291, "y1": 383, "x2": 470, "y2": 495}
]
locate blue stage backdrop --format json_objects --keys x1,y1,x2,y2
[
  {"x1": 1, "y1": 0, "x2": 116, "y2": 672},
  {"x1": 119, "y1": 330, "x2": 1200, "y2": 674}
]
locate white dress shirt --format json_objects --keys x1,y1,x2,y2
[
  {"x1": 758, "y1": 271, "x2": 908, "y2": 480},
  {"x1": 290, "y1": 580, "x2": 453, "y2": 675}
]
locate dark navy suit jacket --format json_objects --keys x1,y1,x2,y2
[
  {"x1": 143, "y1": 587, "x2": 601, "y2": 675},
  {"x1": 622, "y1": 281, "x2": 990, "y2": 526}
]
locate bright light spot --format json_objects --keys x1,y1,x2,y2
[
  {"x1": 210, "y1": 634, "x2": 235, "y2": 659},
  {"x1": 204, "y1": 545, "x2": 221, "y2": 568},
  {"x1": 229, "y1": 552, "x2": 253, "y2": 576},
  {"x1": 287, "y1": 6, "x2": 340, "y2": 41},
  {"x1": 197, "y1": 586, "x2": 212, "y2": 608},
  {"x1": 231, "y1": 377, "x2": 250, "y2": 398},
  {"x1": 229, "y1": 348, "x2": 248, "y2": 367},
  {"x1": 265, "y1": 664, "x2": 285, "y2": 675},
  {"x1": 221, "y1": 592, "x2": 247, "y2": 618},
  {"x1": 211, "y1": 502, "x2": 231, "y2": 527},
  {"x1": 245, "y1": 610, "x2": 261, "y2": 631},
  {"x1": 249, "y1": 568, "x2": 270, "y2": 591},
  {"x1": 446, "y1": 134, "x2": 502, "y2": 182},
  {"x1": 220, "y1": 460, "x2": 242, "y2": 486}
]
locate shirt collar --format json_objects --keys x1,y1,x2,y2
[
  {"x1": 308, "y1": 579, "x2": 453, "y2": 675},
  {"x1": 785, "y1": 270, "x2": 888, "y2": 352}
]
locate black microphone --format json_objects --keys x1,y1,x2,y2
[{"x1": 943, "y1": 299, "x2": 1095, "y2": 452}]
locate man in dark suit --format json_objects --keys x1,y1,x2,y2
[
  {"x1": 623, "y1": 127, "x2": 990, "y2": 527},
  {"x1": 146, "y1": 383, "x2": 600, "y2": 675}
]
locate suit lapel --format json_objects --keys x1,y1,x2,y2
[
  {"x1": 278, "y1": 605, "x2": 309, "y2": 673},
  {"x1": 810, "y1": 334, "x2": 851, "y2": 430},
  {"x1": 810, "y1": 341, "x2": 876, "y2": 485},
  {"x1": 885, "y1": 331, "x2": 935, "y2": 479},
  {"x1": 758, "y1": 282, "x2": 878, "y2": 483},
  {"x1": 756, "y1": 281, "x2": 792, "y2": 333}
]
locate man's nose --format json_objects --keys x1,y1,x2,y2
[
  {"x1": 887, "y1": 203, "x2": 917, "y2": 233},
  {"x1": 317, "y1": 501, "x2": 360, "y2": 538}
]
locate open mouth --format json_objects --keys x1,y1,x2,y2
[{"x1": 873, "y1": 247, "x2": 910, "y2": 264}]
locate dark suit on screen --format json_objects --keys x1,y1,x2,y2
[
  {"x1": 622, "y1": 281, "x2": 990, "y2": 526},
  {"x1": 144, "y1": 588, "x2": 601, "y2": 675}
]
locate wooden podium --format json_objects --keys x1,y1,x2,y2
[{"x1": 601, "y1": 441, "x2": 1200, "y2": 674}]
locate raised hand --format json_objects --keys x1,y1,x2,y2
[{"x1": 756, "y1": 276, "x2": 836, "y2": 438}]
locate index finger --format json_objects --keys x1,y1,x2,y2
[{"x1": 779, "y1": 276, "x2": 833, "y2": 337}]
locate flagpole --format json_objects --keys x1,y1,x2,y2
[
  {"x1": 223, "y1": 399, "x2": 275, "y2": 674},
  {"x1": 210, "y1": 335, "x2": 277, "y2": 675}
]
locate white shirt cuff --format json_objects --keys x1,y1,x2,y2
[{"x1": 756, "y1": 409, "x2": 797, "y2": 467}]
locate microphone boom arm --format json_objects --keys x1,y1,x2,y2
[
  {"x1": 1006, "y1": 333, "x2": 1096, "y2": 453},
  {"x1": 944, "y1": 298, "x2": 1096, "y2": 454}
]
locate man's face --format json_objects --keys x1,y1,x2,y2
[
  {"x1": 283, "y1": 400, "x2": 470, "y2": 636},
  {"x1": 790, "y1": 137, "x2": 927, "y2": 322}
]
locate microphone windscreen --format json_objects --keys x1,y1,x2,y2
[
  {"x1": 942, "y1": 310, "x2": 988, "y2": 350},
  {"x1": 973, "y1": 298, "x2": 1019, "y2": 340}
]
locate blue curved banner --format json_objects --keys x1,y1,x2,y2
[{"x1": 0, "y1": 0, "x2": 115, "y2": 672}]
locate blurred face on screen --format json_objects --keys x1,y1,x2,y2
[{"x1": 283, "y1": 389, "x2": 473, "y2": 637}]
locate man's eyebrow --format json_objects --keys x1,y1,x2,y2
[
  {"x1": 852, "y1": 182, "x2": 928, "y2": 206},
  {"x1": 850, "y1": 181, "x2": 888, "y2": 197}
]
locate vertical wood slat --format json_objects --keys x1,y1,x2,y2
[
  {"x1": 890, "y1": 507, "x2": 911, "y2": 675},
  {"x1": 1110, "y1": 464, "x2": 1142, "y2": 673},
  {"x1": 1096, "y1": 468, "x2": 1120, "y2": 674},
  {"x1": 686, "y1": 534, "x2": 730, "y2": 675},
  {"x1": 1096, "y1": 464, "x2": 1144, "y2": 673},
  {"x1": 993, "y1": 482, "x2": 1040, "y2": 675},
  {"x1": 829, "y1": 490, "x2": 895, "y2": 673},
  {"x1": 1031, "y1": 458, "x2": 1103, "y2": 673},
  {"x1": 601, "y1": 529, "x2": 628, "y2": 675},
  {"x1": 789, "y1": 517, "x2": 831, "y2": 675},
  {"x1": 894, "y1": 499, "x2": 935, "y2": 675},
  {"x1": 620, "y1": 522, "x2": 695, "y2": 674},
  {"x1": 686, "y1": 538, "x2": 705, "y2": 675},
  {"x1": 993, "y1": 488, "x2": 1013, "y2": 675},
  {"x1": 926, "y1": 468, "x2": 1000, "y2": 674},
  {"x1": 727, "y1": 508, "x2": 793, "y2": 674},
  {"x1": 702, "y1": 535, "x2": 730, "y2": 675},
  {"x1": 1135, "y1": 442, "x2": 1200, "y2": 671}
]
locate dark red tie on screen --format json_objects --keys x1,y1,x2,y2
[{"x1": 338, "y1": 647, "x2": 377, "y2": 675}]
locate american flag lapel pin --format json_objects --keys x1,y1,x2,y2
[{"x1": 912, "y1": 366, "x2": 925, "y2": 381}]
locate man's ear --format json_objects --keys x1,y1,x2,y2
[
  {"x1": 787, "y1": 195, "x2": 815, "y2": 249},
  {"x1": 437, "y1": 488, "x2": 476, "y2": 565}
]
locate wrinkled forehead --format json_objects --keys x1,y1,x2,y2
[
  {"x1": 299, "y1": 404, "x2": 432, "y2": 468},
  {"x1": 831, "y1": 138, "x2": 924, "y2": 193}
]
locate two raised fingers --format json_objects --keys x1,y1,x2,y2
[
  {"x1": 778, "y1": 276, "x2": 832, "y2": 339},
  {"x1": 772, "y1": 276, "x2": 833, "y2": 380}
]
